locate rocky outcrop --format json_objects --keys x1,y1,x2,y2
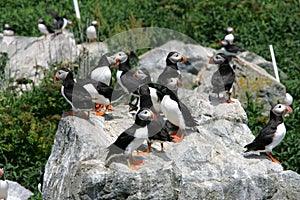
[
  {"x1": 138, "y1": 40, "x2": 285, "y2": 111},
  {"x1": 42, "y1": 89, "x2": 300, "y2": 199},
  {"x1": 6, "y1": 180, "x2": 33, "y2": 200}
]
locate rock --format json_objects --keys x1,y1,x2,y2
[
  {"x1": 0, "y1": 32, "x2": 77, "y2": 86},
  {"x1": 42, "y1": 90, "x2": 300, "y2": 199},
  {"x1": 6, "y1": 180, "x2": 33, "y2": 200}
]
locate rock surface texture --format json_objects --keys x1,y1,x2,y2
[{"x1": 42, "y1": 89, "x2": 300, "y2": 199}]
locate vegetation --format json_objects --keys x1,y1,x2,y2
[{"x1": 0, "y1": 0, "x2": 299, "y2": 198}]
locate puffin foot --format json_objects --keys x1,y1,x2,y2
[
  {"x1": 127, "y1": 159, "x2": 139, "y2": 170},
  {"x1": 132, "y1": 157, "x2": 144, "y2": 165},
  {"x1": 107, "y1": 104, "x2": 114, "y2": 111},
  {"x1": 171, "y1": 129, "x2": 184, "y2": 143},
  {"x1": 266, "y1": 153, "x2": 281, "y2": 164},
  {"x1": 226, "y1": 99, "x2": 235, "y2": 104},
  {"x1": 170, "y1": 132, "x2": 177, "y2": 136},
  {"x1": 95, "y1": 104, "x2": 108, "y2": 116},
  {"x1": 137, "y1": 143, "x2": 151, "y2": 155},
  {"x1": 65, "y1": 111, "x2": 74, "y2": 115}
]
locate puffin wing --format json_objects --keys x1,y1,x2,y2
[
  {"x1": 105, "y1": 126, "x2": 136, "y2": 160},
  {"x1": 66, "y1": 84, "x2": 94, "y2": 109},
  {"x1": 178, "y1": 101, "x2": 198, "y2": 127},
  {"x1": 157, "y1": 67, "x2": 180, "y2": 86},
  {"x1": 120, "y1": 70, "x2": 141, "y2": 93},
  {"x1": 244, "y1": 121, "x2": 277, "y2": 152}
]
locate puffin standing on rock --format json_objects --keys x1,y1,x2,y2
[
  {"x1": 38, "y1": 18, "x2": 54, "y2": 39},
  {"x1": 45, "y1": 9, "x2": 73, "y2": 34},
  {"x1": 105, "y1": 108, "x2": 158, "y2": 170},
  {"x1": 86, "y1": 20, "x2": 99, "y2": 42},
  {"x1": 157, "y1": 51, "x2": 187, "y2": 94},
  {"x1": 3, "y1": 24, "x2": 15, "y2": 36},
  {"x1": 53, "y1": 68, "x2": 113, "y2": 117},
  {"x1": 0, "y1": 168, "x2": 8, "y2": 200},
  {"x1": 244, "y1": 104, "x2": 293, "y2": 164},
  {"x1": 209, "y1": 53, "x2": 236, "y2": 103}
]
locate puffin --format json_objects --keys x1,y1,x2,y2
[
  {"x1": 218, "y1": 39, "x2": 245, "y2": 55},
  {"x1": 38, "y1": 168, "x2": 44, "y2": 194},
  {"x1": 244, "y1": 104, "x2": 293, "y2": 163},
  {"x1": 113, "y1": 51, "x2": 148, "y2": 94},
  {"x1": 157, "y1": 51, "x2": 187, "y2": 94},
  {"x1": 105, "y1": 108, "x2": 158, "y2": 170},
  {"x1": 53, "y1": 68, "x2": 94, "y2": 118},
  {"x1": 134, "y1": 84, "x2": 173, "y2": 154},
  {"x1": 86, "y1": 20, "x2": 99, "y2": 42},
  {"x1": 143, "y1": 82, "x2": 198, "y2": 143},
  {"x1": 89, "y1": 53, "x2": 115, "y2": 86},
  {"x1": 209, "y1": 53, "x2": 236, "y2": 103},
  {"x1": 0, "y1": 168, "x2": 8, "y2": 200},
  {"x1": 38, "y1": 18, "x2": 54, "y2": 39},
  {"x1": 223, "y1": 27, "x2": 241, "y2": 45},
  {"x1": 45, "y1": 9, "x2": 73, "y2": 34},
  {"x1": 3, "y1": 23, "x2": 15, "y2": 36},
  {"x1": 53, "y1": 68, "x2": 113, "y2": 116}
]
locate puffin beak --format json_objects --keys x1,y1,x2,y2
[
  {"x1": 152, "y1": 112, "x2": 158, "y2": 121},
  {"x1": 284, "y1": 105, "x2": 293, "y2": 115},
  {"x1": 68, "y1": 21, "x2": 74, "y2": 27},
  {"x1": 132, "y1": 71, "x2": 138, "y2": 78},
  {"x1": 177, "y1": 78, "x2": 183, "y2": 87},
  {"x1": 181, "y1": 56, "x2": 187, "y2": 63},
  {"x1": 209, "y1": 56, "x2": 214, "y2": 64},
  {"x1": 219, "y1": 41, "x2": 223, "y2": 46},
  {"x1": 114, "y1": 57, "x2": 119, "y2": 67},
  {"x1": 53, "y1": 75, "x2": 58, "y2": 83}
]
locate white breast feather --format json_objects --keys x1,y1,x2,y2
[{"x1": 265, "y1": 123, "x2": 286, "y2": 152}]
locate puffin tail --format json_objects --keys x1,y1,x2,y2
[
  {"x1": 105, "y1": 144, "x2": 123, "y2": 166},
  {"x1": 244, "y1": 142, "x2": 255, "y2": 153}
]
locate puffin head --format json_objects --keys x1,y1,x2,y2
[
  {"x1": 38, "y1": 18, "x2": 45, "y2": 24},
  {"x1": 4, "y1": 24, "x2": 10, "y2": 29},
  {"x1": 53, "y1": 68, "x2": 70, "y2": 83},
  {"x1": 113, "y1": 51, "x2": 128, "y2": 67},
  {"x1": 91, "y1": 20, "x2": 99, "y2": 26},
  {"x1": 226, "y1": 27, "x2": 234, "y2": 34},
  {"x1": 272, "y1": 104, "x2": 293, "y2": 116},
  {"x1": 137, "y1": 108, "x2": 157, "y2": 121},
  {"x1": 209, "y1": 53, "x2": 228, "y2": 64},
  {"x1": 167, "y1": 52, "x2": 187, "y2": 64}
]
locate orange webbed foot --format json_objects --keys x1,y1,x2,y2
[
  {"x1": 127, "y1": 160, "x2": 139, "y2": 170},
  {"x1": 266, "y1": 153, "x2": 281, "y2": 164},
  {"x1": 226, "y1": 99, "x2": 235, "y2": 104},
  {"x1": 106, "y1": 104, "x2": 114, "y2": 111}
]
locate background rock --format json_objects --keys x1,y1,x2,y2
[
  {"x1": 42, "y1": 89, "x2": 300, "y2": 200},
  {"x1": 6, "y1": 180, "x2": 33, "y2": 200}
]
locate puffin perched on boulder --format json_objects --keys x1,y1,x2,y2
[
  {"x1": 244, "y1": 104, "x2": 293, "y2": 163},
  {"x1": 86, "y1": 20, "x2": 99, "y2": 42},
  {"x1": 105, "y1": 108, "x2": 158, "y2": 170},
  {"x1": 209, "y1": 53, "x2": 236, "y2": 103},
  {"x1": 157, "y1": 51, "x2": 187, "y2": 94}
]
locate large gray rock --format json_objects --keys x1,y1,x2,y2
[
  {"x1": 42, "y1": 89, "x2": 300, "y2": 199},
  {"x1": 6, "y1": 180, "x2": 33, "y2": 200}
]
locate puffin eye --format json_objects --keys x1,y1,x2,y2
[{"x1": 279, "y1": 105, "x2": 281, "y2": 108}]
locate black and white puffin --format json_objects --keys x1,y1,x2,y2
[
  {"x1": 143, "y1": 82, "x2": 198, "y2": 143},
  {"x1": 134, "y1": 84, "x2": 173, "y2": 154},
  {"x1": 53, "y1": 68, "x2": 113, "y2": 117},
  {"x1": 114, "y1": 51, "x2": 148, "y2": 94},
  {"x1": 38, "y1": 168, "x2": 44, "y2": 194},
  {"x1": 45, "y1": 9, "x2": 73, "y2": 34},
  {"x1": 86, "y1": 20, "x2": 99, "y2": 42},
  {"x1": 53, "y1": 68, "x2": 94, "y2": 118},
  {"x1": 157, "y1": 51, "x2": 187, "y2": 94},
  {"x1": 244, "y1": 104, "x2": 293, "y2": 163},
  {"x1": 3, "y1": 23, "x2": 15, "y2": 36},
  {"x1": 89, "y1": 53, "x2": 115, "y2": 86},
  {"x1": 218, "y1": 39, "x2": 245, "y2": 55},
  {"x1": 0, "y1": 168, "x2": 8, "y2": 200},
  {"x1": 38, "y1": 18, "x2": 54, "y2": 39},
  {"x1": 105, "y1": 108, "x2": 157, "y2": 170},
  {"x1": 222, "y1": 27, "x2": 241, "y2": 45},
  {"x1": 209, "y1": 53, "x2": 236, "y2": 103}
]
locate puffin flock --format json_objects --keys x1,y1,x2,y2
[
  {"x1": 1, "y1": 17, "x2": 295, "y2": 195},
  {"x1": 51, "y1": 26, "x2": 294, "y2": 171}
]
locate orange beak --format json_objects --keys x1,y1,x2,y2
[
  {"x1": 182, "y1": 56, "x2": 187, "y2": 63},
  {"x1": 177, "y1": 78, "x2": 183, "y2": 87},
  {"x1": 53, "y1": 75, "x2": 59, "y2": 83},
  {"x1": 285, "y1": 105, "x2": 293, "y2": 115},
  {"x1": 209, "y1": 56, "x2": 214, "y2": 64}
]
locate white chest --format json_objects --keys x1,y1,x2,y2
[
  {"x1": 38, "y1": 24, "x2": 49, "y2": 34},
  {"x1": 86, "y1": 26, "x2": 97, "y2": 39},
  {"x1": 161, "y1": 95, "x2": 181, "y2": 126},
  {"x1": 265, "y1": 123, "x2": 286, "y2": 152},
  {"x1": 90, "y1": 67, "x2": 111, "y2": 85}
]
